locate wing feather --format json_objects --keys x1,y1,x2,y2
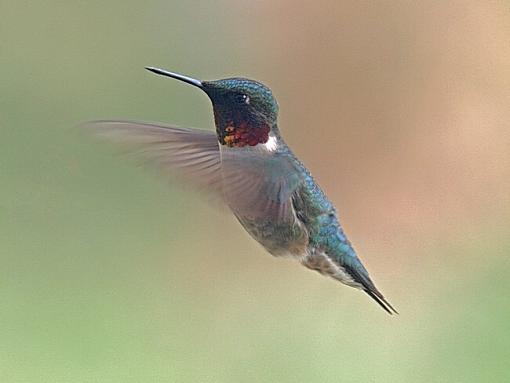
[
  {"x1": 81, "y1": 120, "x2": 223, "y2": 196},
  {"x1": 83, "y1": 121, "x2": 307, "y2": 247},
  {"x1": 220, "y1": 146, "x2": 303, "y2": 224}
]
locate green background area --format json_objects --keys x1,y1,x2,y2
[{"x1": 2, "y1": 1, "x2": 509, "y2": 382}]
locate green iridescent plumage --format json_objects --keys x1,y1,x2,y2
[{"x1": 86, "y1": 67, "x2": 397, "y2": 314}]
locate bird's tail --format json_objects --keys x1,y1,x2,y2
[
  {"x1": 343, "y1": 262, "x2": 398, "y2": 315},
  {"x1": 363, "y1": 287, "x2": 398, "y2": 315},
  {"x1": 302, "y1": 251, "x2": 398, "y2": 314}
]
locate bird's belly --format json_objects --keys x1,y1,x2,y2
[{"x1": 236, "y1": 215, "x2": 308, "y2": 258}]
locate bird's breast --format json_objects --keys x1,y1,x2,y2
[{"x1": 235, "y1": 215, "x2": 309, "y2": 258}]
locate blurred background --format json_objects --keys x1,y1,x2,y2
[{"x1": 2, "y1": 1, "x2": 509, "y2": 382}]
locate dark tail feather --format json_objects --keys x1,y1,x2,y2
[
  {"x1": 343, "y1": 263, "x2": 398, "y2": 315},
  {"x1": 363, "y1": 289, "x2": 399, "y2": 315}
]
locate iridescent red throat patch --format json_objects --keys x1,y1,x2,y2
[{"x1": 222, "y1": 124, "x2": 270, "y2": 147}]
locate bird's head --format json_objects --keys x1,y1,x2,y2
[{"x1": 146, "y1": 67, "x2": 279, "y2": 147}]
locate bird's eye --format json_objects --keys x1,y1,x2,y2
[{"x1": 235, "y1": 93, "x2": 250, "y2": 105}]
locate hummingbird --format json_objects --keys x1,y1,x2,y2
[{"x1": 86, "y1": 66, "x2": 397, "y2": 314}]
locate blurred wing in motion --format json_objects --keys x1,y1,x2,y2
[
  {"x1": 220, "y1": 147, "x2": 303, "y2": 223},
  {"x1": 82, "y1": 120, "x2": 223, "y2": 197},
  {"x1": 83, "y1": 121, "x2": 305, "y2": 234}
]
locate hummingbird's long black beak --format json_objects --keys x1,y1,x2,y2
[{"x1": 145, "y1": 66, "x2": 203, "y2": 89}]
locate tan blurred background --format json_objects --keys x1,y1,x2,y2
[{"x1": 1, "y1": 1, "x2": 509, "y2": 382}]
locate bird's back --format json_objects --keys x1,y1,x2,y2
[
  {"x1": 224, "y1": 141, "x2": 397, "y2": 314},
  {"x1": 295, "y1": 162, "x2": 397, "y2": 313}
]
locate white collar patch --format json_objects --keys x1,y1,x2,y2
[{"x1": 263, "y1": 135, "x2": 278, "y2": 152}]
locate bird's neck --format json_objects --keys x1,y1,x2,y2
[
  {"x1": 220, "y1": 121, "x2": 270, "y2": 148},
  {"x1": 214, "y1": 108, "x2": 278, "y2": 148}
]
